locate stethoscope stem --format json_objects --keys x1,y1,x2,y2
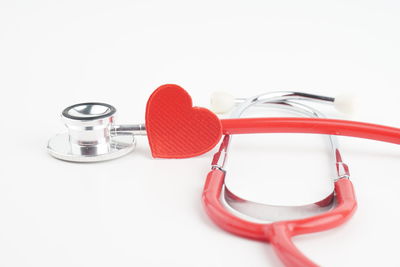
[{"x1": 111, "y1": 124, "x2": 147, "y2": 136}]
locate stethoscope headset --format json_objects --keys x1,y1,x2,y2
[{"x1": 48, "y1": 84, "x2": 400, "y2": 267}]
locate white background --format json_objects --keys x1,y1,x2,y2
[{"x1": 1, "y1": 1, "x2": 400, "y2": 266}]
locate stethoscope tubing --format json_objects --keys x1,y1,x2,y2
[
  {"x1": 205, "y1": 114, "x2": 400, "y2": 266},
  {"x1": 203, "y1": 115, "x2": 400, "y2": 266},
  {"x1": 221, "y1": 117, "x2": 400, "y2": 145},
  {"x1": 202, "y1": 169, "x2": 356, "y2": 267}
]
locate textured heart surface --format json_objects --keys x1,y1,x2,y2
[{"x1": 145, "y1": 84, "x2": 222, "y2": 158}]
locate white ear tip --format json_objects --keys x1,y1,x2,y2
[
  {"x1": 210, "y1": 91, "x2": 235, "y2": 114},
  {"x1": 334, "y1": 94, "x2": 356, "y2": 114}
]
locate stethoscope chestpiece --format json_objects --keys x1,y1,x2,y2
[{"x1": 47, "y1": 102, "x2": 137, "y2": 162}]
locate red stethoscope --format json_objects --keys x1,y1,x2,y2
[{"x1": 48, "y1": 84, "x2": 400, "y2": 267}]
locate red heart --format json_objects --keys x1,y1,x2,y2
[{"x1": 145, "y1": 84, "x2": 222, "y2": 158}]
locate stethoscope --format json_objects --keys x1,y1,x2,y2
[{"x1": 48, "y1": 84, "x2": 400, "y2": 267}]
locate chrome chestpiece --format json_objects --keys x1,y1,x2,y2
[{"x1": 47, "y1": 102, "x2": 145, "y2": 162}]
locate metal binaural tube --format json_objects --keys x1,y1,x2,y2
[
  {"x1": 213, "y1": 93, "x2": 349, "y2": 181},
  {"x1": 231, "y1": 91, "x2": 335, "y2": 118}
]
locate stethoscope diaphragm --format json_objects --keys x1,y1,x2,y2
[{"x1": 47, "y1": 102, "x2": 137, "y2": 162}]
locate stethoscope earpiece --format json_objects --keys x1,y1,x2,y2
[
  {"x1": 333, "y1": 93, "x2": 356, "y2": 114},
  {"x1": 210, "y1": 91, "x2": 235, "y2": 114}
]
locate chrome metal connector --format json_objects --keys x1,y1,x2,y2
[
  {"x1": 211, "y1": 136, "x2": 230, "y2": 171},
  {"x1": 335, "y1": 162, "x2": 350, "y2": 180}
]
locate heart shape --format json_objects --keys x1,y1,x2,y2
[{"x1": 145, "y1": 84, "x2": 222, "y2": 158}]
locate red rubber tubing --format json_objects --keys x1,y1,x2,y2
[
  {"x1": 202, "y1": 169, "x2": 357, "y2": 267},
  {"x1": 220, "y1": 117, "x2": 400, "y2": 144}
]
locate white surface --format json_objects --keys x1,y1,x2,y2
[{"x1": 1, "y1": 1, "x2": 400, "y2": 266}]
